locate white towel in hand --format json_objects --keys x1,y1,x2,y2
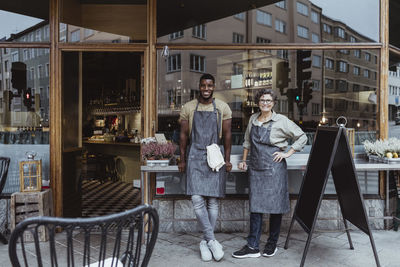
[{"x1": 206, "y1": 144, "x2": 225, "y2": 172}]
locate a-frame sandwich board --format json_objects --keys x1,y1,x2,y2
[{"x1": 284, "y1": 126, "x2": 380, "y2": 267}]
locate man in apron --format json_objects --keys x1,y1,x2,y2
[
  {"x1": 232, "y1": 89, "x2": 307, "y2": 259},
  {"x1": 179, "y1": 73, "x2": 232, "y2": 262}
]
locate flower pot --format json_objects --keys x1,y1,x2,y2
[{"x1": 146, "y1": 159, "x2": 170, "y2": 167}]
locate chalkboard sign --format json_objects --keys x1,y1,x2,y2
[
  {"x1": 284, "y1": 126, "x2": 380, "y2": 267},
  {"x1": 295, "y1": 127, "x2": 339, "y2": 232}
]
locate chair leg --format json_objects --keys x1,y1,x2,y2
[{"x1": 0, "y1": 232, "x2": 8, "y2": 244}]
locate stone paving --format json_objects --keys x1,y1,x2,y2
[{"x1": 1, "y1": 229, "x2": 400, "y2": 267}]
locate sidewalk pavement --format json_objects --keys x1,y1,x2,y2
[
  {"x1": 1, "y1": 229, "x2": 399, "y2": 267},
  {"x1": 149, "y1": 230, "x2": 400, "y2": 267}
]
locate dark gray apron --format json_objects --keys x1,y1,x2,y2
[
  {"x1": 248, "y1": 121, "x2": 290, "y2": 214},
  {"x1": 186, "y1": 100, "x2": 226, "y2": 197}
]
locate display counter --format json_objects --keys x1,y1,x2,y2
[{"x1": 141, "y1": 155, "x2": 400, "y2": 227}]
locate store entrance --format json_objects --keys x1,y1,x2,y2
[{"x1": 62, "y1": 51, "x2": 143, "y2": 217}]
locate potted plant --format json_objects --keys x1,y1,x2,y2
[
  {"x1": 364, "y1": 138, "x2": 400, "y2": 163},
  {"x1": 141, "y1": 141, "x2": 177, "y2": 167}
]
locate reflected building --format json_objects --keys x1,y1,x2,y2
[
  {"x1": 156, "y1": 0, "x2": 324, "y2": 141},
  {"x1": 388, "y1": 65, "x2": 400, "y2": 120},
  {"x1": 321, "y1": 14, "x2": 378, "y2": 130},
  {"x1": 0, "y1": 21, "x2": 50, "y2": 127}
]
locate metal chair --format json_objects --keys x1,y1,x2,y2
[
  {"x1": 8, "y1": 204, "x2": 159, "y2": 267},
  {"x1": 0, "y1": 157, "x2": 11, "y2": 244}
]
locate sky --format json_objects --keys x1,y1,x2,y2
[
  {"x1": 0, "y1": 0, "x2": 379, "y2": 41},
  {"x1": 311, "y1": 0, "x2": 379, "y2": 41},
  {"x1": 0, "y1": 11, "x2": 42, "y2": 39}
]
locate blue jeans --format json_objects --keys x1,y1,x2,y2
[
  {"x1": 191, "y1": 195, "x2": 219, "y2": 241},
  {"x1": 247, "y1": 213, "x2": 282, "y2": 249}
]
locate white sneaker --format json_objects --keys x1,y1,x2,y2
[
  {"x1": 199, "y1": 240, "x2": 212, "y2": 261},
  {"x1": 207, "y1": 239, "x2": 224, "y2": 261}
]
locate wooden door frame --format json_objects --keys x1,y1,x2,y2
[{"x1": 50, "y1": 0, "x2": 157, "y2": 217}]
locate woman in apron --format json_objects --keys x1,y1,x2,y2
[{"x1": 232, "y1": 88, "x2": 307, "y2": 259}]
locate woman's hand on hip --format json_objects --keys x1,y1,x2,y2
[
  {"x1": 238, "y1": 161, "x2": 247, "y2": 170},
  {"x1": 273, "y1": 151, "x2": 289, "y2": 162}
]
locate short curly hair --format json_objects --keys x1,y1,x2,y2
[{"x1": 254, "y1": 88, "x2": 278, "y2": 105}]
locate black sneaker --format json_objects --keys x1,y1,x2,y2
[
  {"x1": 262, "y1": 242, "x2": 278, "y2": 257},
  {"x1": 232, "y1": 245, "x2": 261, "y2": 258}
]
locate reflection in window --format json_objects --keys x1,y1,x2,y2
[
  {"x1": 275, "y1": 1, "x2": 286, "y2": 9},
  {"x1": 11, "y1": 52, "x2": 19, "y2": 62},
  {"x1": 336, "y1": 80, "x2": 348, "y2": 92},
  {"x1": 297, "y1": 25, "x2": 309, "y2": 39},
  {"x1": 256, "y1": 10, "x2": 272, "y2": 26},
  {"x1": 275, "y1": 19, "x2": 286, "y2": 33},
  {"x1": 234, "y1": 12, "x2": 245, "y2": 20},
  {"x1": 192, "y1": 25, "x2": 206, "y2": 39},
  {"x1": 354, "y1": 50, "x2": 361, "y2": 58},
  {"x1": 277, "y1": 50, "x2": 288, "y2": 59},
  {"x1": 296, "y1": 2, "x2": 309, "y2": 16},
  {"x1": 325, "y1": 58, "x2": 334, "y2": 69},
  {"x1": 311, "y1": 33, "x2": 319, "y2": 43},
  {"x1": 325, "y1": 78, "x2": 334, "y2": 89},
  {"x1": 323, "y1": 24, "x2": 332, "y2": 34},
  {"x1": 350, "y1": 36, "x2": 357, "y2": 43},
  {"x1": 364, "y1": 69, "x2": 370, "y2": 78},
  {"x1": 312, "y1": 80, "x2": 320, "y2": 91},
  {"x1": 312, "y1": 103, "x2": 320, "y2": 115},
  {"x1": 312, "y1": 55, "x2": 321, "y2": 67},
  {"x1": 233, "y1": 33, "x2": 244, "y2": 43},
  {"x1": 167, "y1": 54, "x2": 181, "y2": 72},
  {"x1": 335, "y1": 27, "x2": 346, "y2": 39},
  {"x1": 337, "y1": 61, "x2": 348, "y2": 72},
  {"x1": 311, "y1": 10, "x2": 319, "y2": 23},
  {"x1": 71, "y1": 30, "x2": 80, "y2": 42},
  {"x1": 365, "y1": 52, "x2": 371, "y2": 61},
  {"x1": 353, "y1": 66, "x2": 360, "y2": 76},
  {"x1": 256, "y1": 37, "x2": 271, "y2": 44},
  {"x1": 190, "y1": 54, "x2": 205, "y2": 72},
  {"x1": 84, "y1": 29, "x2": 94, "y2": 38}
]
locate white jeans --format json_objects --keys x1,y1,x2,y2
[{"x1": 191, "y1": 195, "x2": 219, "y2": 241}]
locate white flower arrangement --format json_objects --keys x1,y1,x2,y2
[{"x1": 363, "y1": 138, "x2": 400, "y2": 158}]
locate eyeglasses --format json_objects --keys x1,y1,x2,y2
[{"x1": 259, "y1": 99, "x2": 273, "y2": 104}]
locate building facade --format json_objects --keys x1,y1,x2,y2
[{"x1": 0, "y1": 0, "x2": 397, "y2": 233}]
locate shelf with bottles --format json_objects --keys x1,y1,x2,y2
[
  {"x1": 90, "y1": 103, "x2": 141, "y2": 115},
  {"x1": 244, "y1": 68, "x2": 273, "y2": 88}
]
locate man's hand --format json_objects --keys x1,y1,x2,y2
[
  {"x1": 178, "y1": 161, "x2": 186, "y2": 172},
  {"x1": 225, "y1": 161, "x2": 232, "y2": 172}
]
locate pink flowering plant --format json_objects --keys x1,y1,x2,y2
[{"x1": 141, "y1": 142, "x2": 177, "y2": 160}]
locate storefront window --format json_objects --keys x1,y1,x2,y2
[
  {"x1": 157, "y1": 0, "x2": 379, "y2": 45},
  {"x1": 0, "y1": 48, "x2": 50, "y2": 193},
  {"x1": 60, "y1": 0, "x2": 147, "y2": 43},
  {"x1": 156, "y1": 48, "x2": 378, "y2": 195}
]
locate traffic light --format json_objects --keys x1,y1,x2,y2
[
  {"x1": 296, "y1": 50, "x2": 312, "y2": 90},
  {"x1": 23, "y1": 88, "x2": 33, "y2": 110},
  {"x1": 275, "y1": 61, "x2": 290, "y2": 89},
  {"x1": 294, "y1": 88, "x2": 302, "y2": 103},
  {"x1": 303, "y1": 82, "x2": 313, "y2": 105}
]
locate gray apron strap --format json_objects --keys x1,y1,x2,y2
[{"x1": 195, "y1": 99, "x2": 221, "y2": 144}]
